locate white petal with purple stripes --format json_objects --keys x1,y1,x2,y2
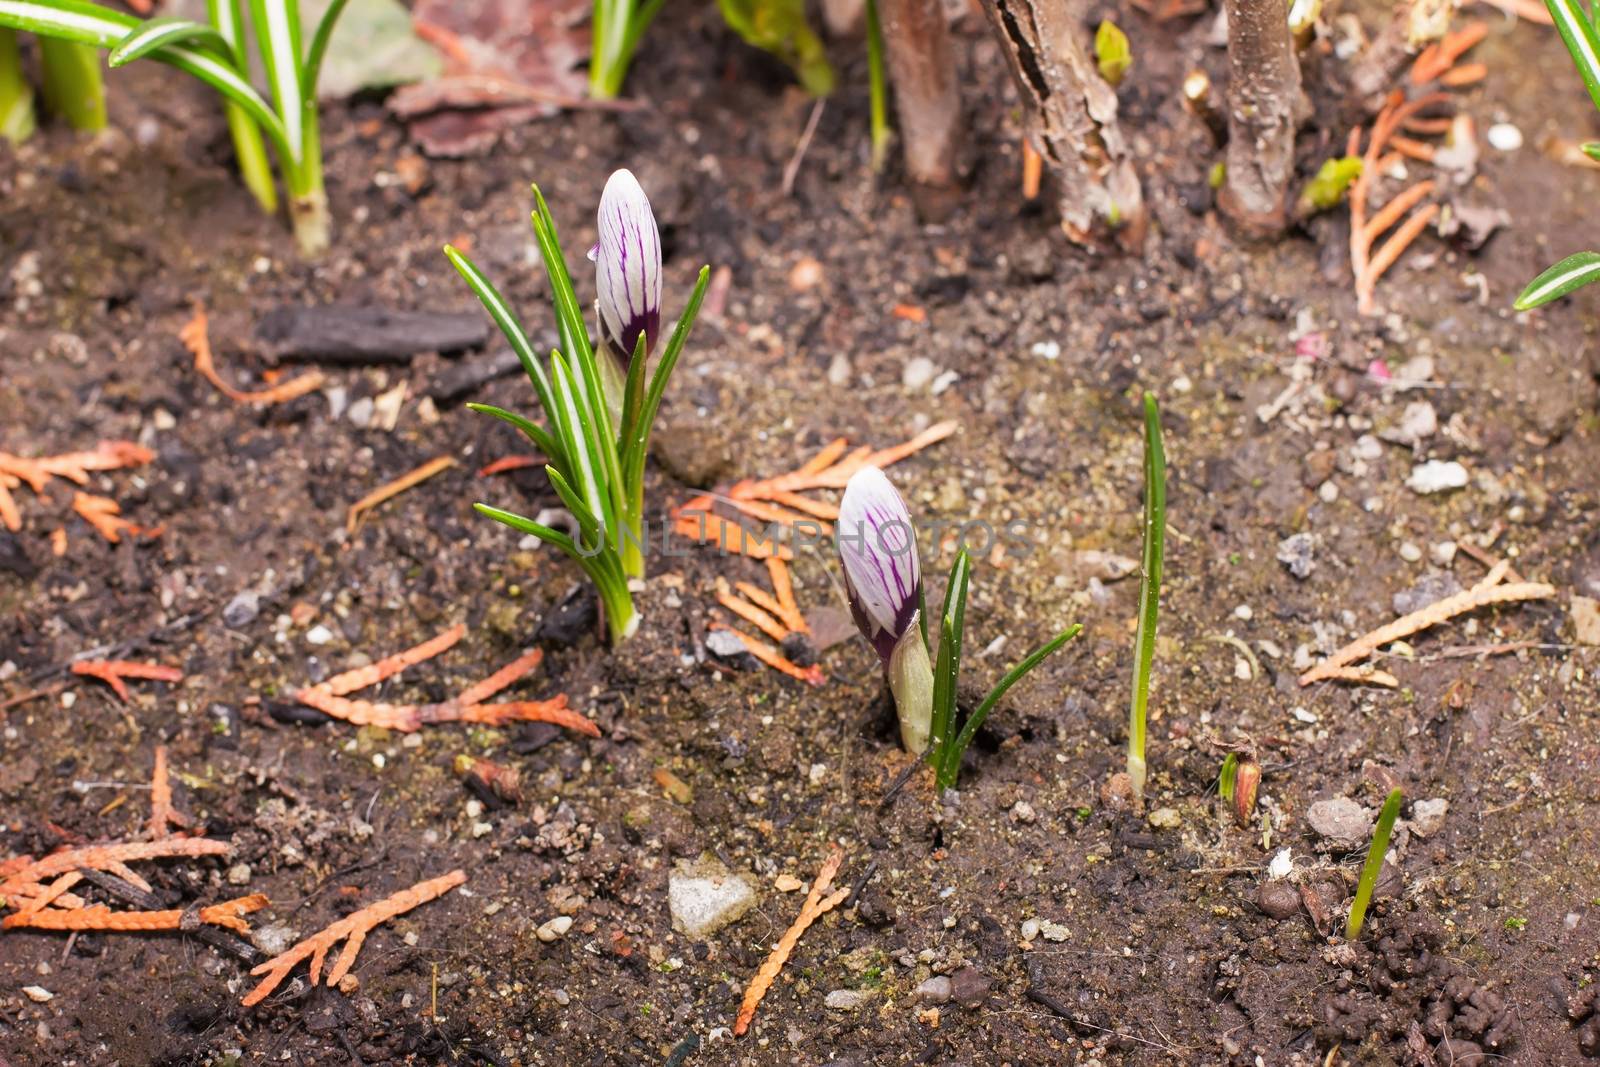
[
  {"x1": 594, "y1": 169, "x2": 662, "y2": 364},
  {"x1": 837, "y1": 465, "x2": 921, "y2": 652}
]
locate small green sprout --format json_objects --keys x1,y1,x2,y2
[
  {"x1": 589, "y1": 0, "x2": 664, "y2": 99},
  {"x1": 1297, "y1": 155, "x2": 1362, "y2": 216},
  {"x1": 1095, "y1": 20, "x2": 1131, "y2": 87},
  {"x1": 0, "y1": 27, "x2": 34, "y2": 142},
  {"x1": 0, "y1": 0, "x2": 354, "y2": 253},
  {"x1": 1345, "y1": 788, "x2": 1402, "y2": 940},
  {"x1": 835, "y1": 467, "x2": 1081, "y2": 789},
  {"x1": 718, "y1": 0, "x2": 835, "y2": 96},
  {"x1": 450, "y1": 171, "x2": 711, "y2": 644},
  {"x1": 1504, "y1": 916, "x2": 1527, "y2": 931},
  {"x1": 1218, "y1": 752, "x2": 1239, "y2": 802},
  {"x1": 0, "y1": 28, "x2": 103, "y2": 141},
  {"x1": 1126, "y1": 392, "x2": 1166, "y2": 805},
  {"x1": 1208, "y1": 161, "x2": 1226, "y2": 189},
  {"x1": 865, "y1": 0, "x2": 890, "y2": 172}
]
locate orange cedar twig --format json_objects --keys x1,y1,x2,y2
[
  {"x1": 49, "y1": 527, "x2": 67, "y2": 556},
  {"x1": 71, "y1": 493, "x2": 161, "y2": 544},
  {"x1": 670, "y1": 498, "x2": 794, "y2": 561},
  {"x1": 71, "y1": 660, "x2": 184, "y2": 704},
  {"x1": 147, "y1": 745, "x2": 193, "y2": 840},
  {"x1": 736, "y1": 581, "x2": 805, "y2": 637},
  {"x1": 454, "y1": 648, "x2": 544, "y2": 706},
  {"x1": 716, "y1": 592, "x2": 790, "y2": 642},
  {"x1": 476, "y1": 456, "x2": 541, "y2": 477},
  {"x1": 1410, "y1": 21, "x2": 1488, "y2": 84},
  {"x1": 179, "y1": 302, "x2": 326, "y2": 406},
  {"x1": 0, "y1": 839, "x2": 231, "y2": 898},
  {"x1": 34, "y1": 441, "x2": 154, "y2": 484},
  {"x1": 709, "y1": 624, "x2": 824, "y2": 686},
  {"x1": 766, "y1": 558, "x2": 808, "y2": 634},
  {"x1": 735, "y1": 849, "x2": 850, "y2": 1037},
  {"x1": 9, "y1": 871, "x2": 83, "y2": 915},
  {"x1": 346, "y1": 456, "x2": 457, "y2": 534},
  {"x1": 3, "y1": 893, "x2": 268, "y2": 934},
  {"x1": 1022, "y1": 139, "x2": 1043, "y2": 200},
  {"x1": 1386, "y1": 135, "x2": 1436, "y2": 163},
  {"x1": 1351, "y1": 92, "x2": 1453, "y2": 315},
  {"x1": 0, "y1": 482, "x2": 18, "y2": 532},
  {"x1": 242, "y1": 869, "x2": 466, "y2": 1007},
  {"x1": 317, "y1": 624, "x2": 467, "y2": 696},
  {"x1": 1440, "y1": 62, "x2": 1487, "y2": 88}
]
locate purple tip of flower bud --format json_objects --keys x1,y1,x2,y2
[
  {"x1": 594, "y1": 169, "x2": 662, "y2": 366},
  {"x1": 837, "y1": 465, "x2": 922, "y2": 668}
]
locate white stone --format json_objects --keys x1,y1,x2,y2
[
  {"x1": 825, "y1": 989, "x2": 870, "y2": 1010},
  {"x1": 1407, "y1": 460, "x2": 1469, "y2": 494},
  {"x1": 668, "y1": 857, "x2": 757, "y2": 938},
  {"x1": 535, "y1": 915, "x2": 573, "y2": 942},
  {"x1": 22, "y1": 986, "x2": 52, "y2": 1003},
  {"x1": 1409, "y1": 798, "x2": 1448, "y2": 837},
  {"x1": 1040, "y1": 920, "x2": 1070, "y2": 942},
  {"x1": 305, "y1": 624, "x2": 334, "y2": 646},
  {"x1": 1486, "y1": 123, "x2": 1523, "y2": 151},
  {"x1": 1148, "y1": 807, "x2": 1181, "y2": 829},
  {"x1": 1307, "y1": 796, "x2": 1373, "y2": 847},
  {"x1": 902, "y1": 357, "x2": 936, "y2": 391},
  {"x1": 1020, "y1": 918, "x2": 1041, "y2": 941},
  {"x1": 1267, "y1": 849, "x2": 1294, "y2": 880}
]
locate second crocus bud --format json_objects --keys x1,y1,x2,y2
[
  {"x1": 837, "y1": 465, "x2": 934, "y2": 755},
  {"x1": 592, "y1": 168, "x2": 662, "y2": 369}
]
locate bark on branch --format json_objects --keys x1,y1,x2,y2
[
  {"x1": 1219, "y1": 0, "x2": 1303, "y2": 234},
  {"x1": 878, "y1": 0, "x2": 965, "y2": 218},
  {"x1": 975, "y1": 0, "x2": 1145, "y2": 246}
]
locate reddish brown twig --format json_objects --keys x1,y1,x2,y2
[
  {"x1": 294, "y1": 629, "x2": 597, "y2": 736},
  {"x1": 1299, "y1": 562, "x2": 1555, "y2": 685},
  {"x1": 146, "y1": 745, "x2": 194, "y2": 840},
  {"x1": 477, "y1": 455, "x2": 541, "y2": 477},
  {"x1": 0, "y1": 441, "x2": 153, "y2": 534},
  {"x1": 766, "y1": 558, "x2": 808, "y2": 634},
  {"x1": 318, "y1": 624, "x2": 466, "y2": 696},
  {"x1": 1350, "y1": 92, "x2": 1452, "y2": 315},
  {"x1": 735, "y1": 849, "x2": 850, "y2": 1036},
  {"x1": 179, "y1": 302, "x2": 325, "y2": 406},
  {"x1": 71, "y1": 660, "x2": 184, "y2": 704},
  {"x1": 3, "y1": 893, "x2": 268, "y2": 934},
  {"x1": 0, "y1": 839, "x2": 231, "y2": 902},
  {"x1": 709, "y1": 624, "x2": 824, "y2": 686},
  {"x1": 717, "y1": 591, "x2": 790, "y2": 643},
  {"x1": 71, "y1": 493, "x2": 163, "y2": 544},
  {"x1": 346, "y1": 456, "x2": 457, "y2": 534},
  {"x1": 242, "y1": 869, "x2": 466, "y2": 1006},
  {"x1": 1410, "y1": 21, "x2": 1488, "y2": 84}
]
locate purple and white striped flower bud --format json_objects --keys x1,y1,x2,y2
[
  {"x1": 838, "y1": 466, "x2": 933, "y2": 754},
  {"x1": 590, "y1": 169, "x2": 662, "y2": 366}
]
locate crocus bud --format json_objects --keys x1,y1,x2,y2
[
  {"x1": 838, "y1": 466, "x2": 933, "y2": 754},
  {"x1": 591, "y1": 169, "x2": 662, "y2": 366}
]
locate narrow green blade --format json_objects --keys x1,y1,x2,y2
[
  {"x1": 1515, "y1": 250, "x2": 1600, "y2": 310},
  {"x1": 109, "y1": 17, "x2": 229, "y2": 66},
  {"x1": 1547, "y1": 0, "x2": 1600, "y2": 113}
]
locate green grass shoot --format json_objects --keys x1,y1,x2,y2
[
  {"x1": 1345, "y1": 788, "x2": 1403, "y2": 940},
  {"x1": 1127, "y1": 391, "x2": 1166, "y2": 804}
]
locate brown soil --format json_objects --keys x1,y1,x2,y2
[{"x1": 3, "y1": 5, "x2": 1600, "y2": 1066}]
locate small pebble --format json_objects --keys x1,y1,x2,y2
[
  {"x1": 825, "y1": 989, "x2": 870, "y2": 1010},
  {"x1": 1258, "y1": 881, "x2": 1301, "y2": 920},
  {"x1": 902, "y1": 357, "x2": 936, "y2": 391},
  {"x1": 788, "y1": 256, "x2": 824, "y2": 291},
  {"x1": 1399, "y1": 542, "x2": 1422, "y2": 562},
  {"x1": 227, "y1": 863, "x2": 253, "y2": 886},
  {"x1": 1148, "y1": 807, "x2": 1181, "y2": 829},
  {"x1": 1407, "y1": 460, "x2": 1469, "y2": 495},
  {"x1": 1009, "y1": 800, "x2": 1036, "y2": 824},
  {"x1": 305, "y1": 624, "x2": 334, "y2": 646},
  {"x1": 1430, "y1": 541, "x2": 1457, "y2": 565},
  {"x1": 1020, "y1": 918, "x2": 1041, "y2": 941},
  {"x1": 1486, "y1": 123, "x2": 1523, "y2": 151},
  {"x1": 1040, "y1": 920, "x2": 1070, "y2": 942},
  {"x1": 1234, "y1": 604, "x2": 1253, "y2": 621},
  {"x1": 22, "y1": 986, "x2": 52, "y2": 1003},
  {"x1": 535, "y1": 915, "x2": 573, "y2": 942},
  {"x1": 916, "y1": 976, "x2": 952, "y2": 1004}
]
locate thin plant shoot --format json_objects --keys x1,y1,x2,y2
[
  {"x1": 448, "y1": 170, "x2": 711, "y2": 645},
  {"x1": 589, "y1": 0, "x2": 665, "y2": 99},
  {"x1": 1127, "y1": 391, "x2": 1166, "y2": 804},
  {"x1": 837, "y1": 465, "x2": 1081, "y2": 789},
  {"x1": 1345, "y1": 788, "x2": 1403, "y2": 940},
  {"x1": 0, "y1": 0, "x2": 353, "y2": 254}
]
